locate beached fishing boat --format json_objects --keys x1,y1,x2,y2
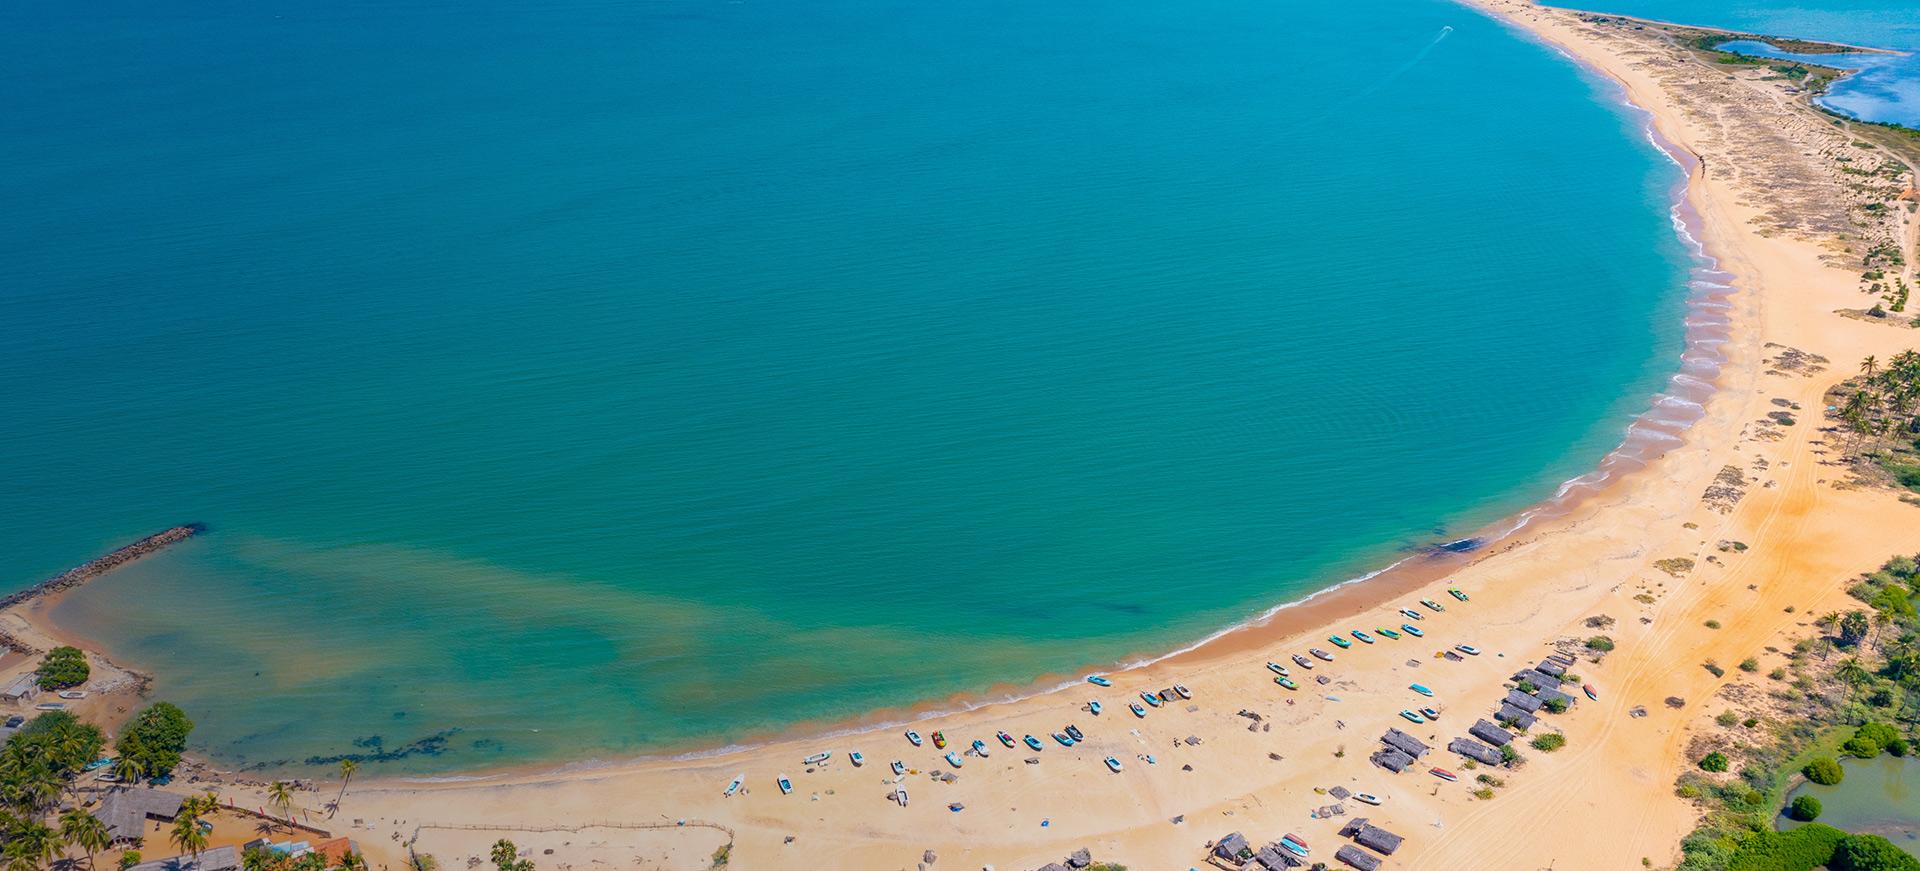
[
  {"x1": 1430, "y1": 767, "x2": 1459, "y2": 782},
  {"x1": 1400, "y1": 608, "x2": 1423, "y2": 620},
  {"x1": 1267, "y1": 661, "x2": 1290, "y2": 676},
  {"x1": 1420, "y1": 707, "x2": 1441, "y2": 720},
  {"x1": 1173, "y1": 684, "x2": 1191, "y2": 699},
  {"x1": 1065, "y1": 724, "x2": 1084, "y2": 741},
  {"x1": 1352, "y1": 630, "x2": 1374, "y2": 644},
  {"x1": 1280, "y1": 834, "x2": 1310, "y2": 857},
  {"x1": 1129, "y1": 703, "x2": 1147, "y2": 717},
  {"x1": 944, "y1": 751, "x2": 963, "y2": 768},
  {"x1": 1354, "y1": 792, "x2": 1381, "y2": 806},
  {"x1": 997, "y1": 730, "x2": 1016, "y2": 747},
  {"x1": 891, "y1": 760, "x2": 905, "y2": 775},
  {"x1": 1024, "y1": 734, "x2": 1045, "y2": 751},
  {"x1": 905, "y1": 730, "x2": 923, "y2": 747},
  {"x1": 56, "y1": 691, "x2": 86, "y2": 700},
  {"x1": 849, "y1": 751, "x2": 865, "y2": 767},
  {"x1": 724, "y1": 774, "x2": 743, "y2": 797},
  {"x1": 1584, "y1": 683, "x2": 1598, "y2": 701},
  {"x1": 1291, "y1": 654, "x2": 1315, "y2": 669},
  {"x1": 1140, "y1": 691, "x2": 1162, "y2": 707},
  {"x1": 1275, "y1": 676, "x2": 1297, "y2": 690},
  {"x1": 1401, "y1": 623, "x2": 1424, "y2": 637},
  {"x1": 1088, "y1": 700, "x2": 1102, "y2": 715},
  {"x1": 778, "y1": 775, "x2": 793, "y2": 795},
  {"x1": 33, "y1": 703, "x2": 64, "y2": 711},
  {"x1": 1409, "y1": 683, "x2": 1434, "y2": 696},
  {"x1": 1399, "y1": 710, "x2": 1425, "y2": 723},
  {"x1": 803, "y1": 751, "x2": 831, "y2": 766},
  {"x1": 1052, "y1": 732, "x2": 1075, "y2": 747},
  {"x1": 931, "y1": 731, "x2": 946, "y2": 749},
  {"x1": 894, "y1": 786, "x2": 908, "y2": 806},
  {"x1": 1328, "y1": 635, "x2": 1352, "y2": 649},
  {"x1": 1086, "y1": 675, "x2": 1111, "y2": 687},
  {"x1": 1455, "y1": 644, "x2": 1481, "y2": 656},
  {"x1": 1104, "y1": 756, "x2": 1122, "y2": 773},
  {"x1": 1310, "y1": 648, "x2": 1335, "y2": 662},
  {"x1": 1377, "y1": 627, "x2": 1401, "y2": 639},
  {"x1": 1421, "y1": 598, "x2": 1445, "y2": 612},
  {"x1": 1449, "y1": 588, "x2": 1469, "y2": 602}
]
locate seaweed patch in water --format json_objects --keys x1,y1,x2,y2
[{"x1": 299, "y1": 729, "x2": 464, "y2": 766}]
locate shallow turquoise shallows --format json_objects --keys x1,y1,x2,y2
[{"x1": 2, "y1": 0, "x2": 1690, "y2": 772}]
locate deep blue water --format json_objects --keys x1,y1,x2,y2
[{"x1": 1, "y1": 0, "x2": 1692, "y2": 771}]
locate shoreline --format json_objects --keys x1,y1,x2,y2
[{"x1": 8, "y1": 3, "x2": 1920, "y2": 869}]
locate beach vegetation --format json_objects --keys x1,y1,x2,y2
[
  {"x1": 117, "y1": 702, "x2": 193, "y2": 781},
  {"x1": 1717, "y1": 712, "x2": 1740, "y2": 727},
  {"x1": 1705, "y1": 619, "x2": 1723, "y2": 629},
  {"x1": 1788, "y1": 795, "x2": 1822, "y2": 822},
  {"x1": 1832, "y1": 834, "x2": 1920, "y2": 870},
  {"x1": 1804, "y1": 757, "x2": 1845, "y2": 785},
  {"x1": 1543, "y1": 696, "x2": 1569, "y2": 714},
  {"x1": 1530, "y1": 733, "x2": 1566, "y2": 752},
  {"x1": 34, "y1": 646, "x2": 89, "y2": 690},
  {"x1": 1705, "y1": 661, "x2": 1726, "y2": 678},
  {"x1": 1739, "y1": 657, "x2": 1759, "y2": 672},
  {"x1": 1471, "y1": 787, "x2": 1495, "y2": 800},
  {"x1": 118, "y1": 852, "x2": 141, "y2": 870},
  {"x1": 492, "y1": 840, "x2": 535, "y2": 871},
  {"x1": 1586, "y1": 635, "x2": 1616, "y2": 652},
  {"x1": 1700, "y1": 752, "x2": 1730, "y2": 772}
]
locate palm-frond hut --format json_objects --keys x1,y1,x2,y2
[
  {"x1": 1370, "y1": 748, "x2": 1415, "y2": 772},
  {"x1": 1449, "y1": 737, "x2": 1503, "y2": 765},
  {"x1": 1335, "y1": 845, "x2": 1382, "y2": 871},
  {"x1": 1504, "y1": 689, "x2": 1545, "y2": 713},
  {"x1": 1470, "y1": 718, "x2": 1514, "y2": 747},
  {"x1": 1381, "y1": 728, "x2": 1428, "y2": 758},
  {"x1": 1496, "y1": 703, "x2": 1538, "y2": 730},
  {"x1": 1535, "y1": 659, "x2": 1569, "y2": 677},
  {"x1": 1355, "y1": 824, "x2": 1404, "y2": 855}
]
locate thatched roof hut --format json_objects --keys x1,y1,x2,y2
[
  {"x1": 1255, "y1": 845, "x2": 1304, "y2": 869},
  {"x1": 1381, "y1": 728, "x2": 1428, "y2": 758},
  {"x1": 1470, "y1": 718, "x2": 1514, "y2": 747},
  {"x1": 93, "y1": 789, "x2": 187, "y2": 842},
  {"x1": 1449, "y1": 737, "x2": 1503, "y2": 765},
  {"x1": 1537, "y1": 688, "x2": 1576, "y2": 709},
  {"x1": 1355, "y1": 824, "x2": 1404, "y2": 855},
  {"x1": 1496, "y1": 703, "x2": 1538, "y2": 730},
  {"x1": 1535, "y1": 659, "x2": 1569, "y2": 677},
  {"x1": 1339, "y1": 817, "x2": 1369, "y2": 838},
  {"x1": 1370, "y1": 748, "x2": 1415, "y2": 772},
  {"x1": 1214, "y1": 832, "x2": 1254, "y2": 862},
  {"x1": 1335, "y1": 845, "x2": 1382, "y2": 871},
  {"x1": 1513, "y1": 668, "x2": 1563, "y2": 689},
  {"x1": 1504, "y1": 689, "x2": 1545, "y2": 713}
]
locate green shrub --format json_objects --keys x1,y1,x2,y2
[
  {"x1": 1739, "y1": 657, "x2": 1759, "y2": 672},
  {"x1": 1587, "y1": 635, "x2": 1616, "y2": 651},
  {"x1": 1804, "y1": 756, "x2": 1845, "y2": 785},
  {"x1": 1889, "y1": 737, "x2": 1909, "y2": 757},
  {"x1": 35, "y1": 646, "x2": 89, "y2": 690},
  {"x1": 1717, "y1": 712, "x2": 1740, "y2": 727},
  {"x1": 1832, "y1": 834, "x2": 1920, "y2": 870},
  {"x1": 1700, "y1": 751, "x2": 1730, "y2": 772},
  {"x1": 1531, "y1": 733, "x2": 1566, "y2": 752},
  {"x1": 1845, "y1": 722, "x2": 1901, "y2": 758},
  {"x1": 117, "y1": 701, "x2": 194, "y2": 780},
  {"x1": 1788, "y1": 794, "x2": 1822, "y2": 821},
  {"x1": 1724, "y1": 823, "x2": 1848, "y2": 871}
]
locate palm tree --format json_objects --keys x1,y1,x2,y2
[
  {"x1": 110, "y1": 755, "x2": 147, "y2": 785},
  {"x1": 331, "y1": 760, "x2": 358, "y2": 818},
  {"x1": 1840, "y1": 610, "x2": 1872, "y2": 646},
  {"x1": 169, "y1": 814, "x2": 208, "y2": 864},
  {"x1": 60, "y1": 808, "x2": 111, "y2": 870},
  {"x1": 266, "y1": 781, "x2": 294, "y2": 823},
  {"x1": 1863, "y1": 355, "x2": 1879, "y2": 379},
  {"x1": 4, "y1": 818, "x2": 65, "y2": 871},
  {"x1": 1837, "y1": 658, "x2": 1871, "y2": 700},
  {"x1": 337, "y1": 852, "x2": 367, "y2": 871}
]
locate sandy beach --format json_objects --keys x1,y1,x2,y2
[{"x1": 5, "y1": 2, "x2": 1920, "y2": 869}]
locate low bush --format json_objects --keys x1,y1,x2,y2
[
  {"x1": 1803, "y1": 757, "x2": 1844, "y2": 785},
  {"x1": 35, "y1": 646, "x2": 89, "y2": 690},
  {"x1": 1700, "y1": 751, "x2": 1730, "y2": 772},
  {"x1": 1788, "y1": 794, "x2": 1822, "y2": 821},
  {"x1": 1531, "y1": 733, "x2": 1566, "y2": 752}
]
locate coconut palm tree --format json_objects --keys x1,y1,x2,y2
[
  {"x1": 266, "y1": 781, "x2": 294, "y2": 823},
  {"x1": 169, "y1": 814, "x2": 208, "y2": 864},
  {"x1": 331, "y1": 760, "x2": 358, "y2": 818},
  {"x1": 1837, "y1": 658, "x2": 1872, "y2": 700},
  {"x1": 60, "y1": 808, "x2": 111, "y2": 870},
  {"x1": 109, "y1": 754, "x2": 147, "y2": 786},
  {"x1": 1840, "y1": 610, "x2": 1872, "y2": 646},
  {"x1": 4, "y1": 818, "x2": 65, "y2": 871}
]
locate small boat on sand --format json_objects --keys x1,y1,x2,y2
[
  {"x1": 997, "y1": 730, "x2": 1016, "y2": 747},
  {"x1": 1275, "y1": 676, "x2": 1297, "y2": 690},
  {"x1": 1449, "y1": 588, "x2": 1469, "y2": 602},
  {"x1": 1399, "y1": 710, "x2": 1425, "y2": 724},
  {"x1": 1088, "y1": 700, "x2": 1102, "y2": 715},
  {"x1": 890, "y1": 760, "x2": 905, "y2": 775},
  {"x1": 1584, "y1": 683, "x2": 1598, "y2": 701},
  {"x1": 1352, "y1": 630, "x2": 1375, "y2": 644},
  {"x1": 1354, "y1": 792, "x2": 1382, "y2": 806},
  {"x1": 849, "y1": 751, "x2": 865, "y2": 767},
  {"x1": 1086, "y1": 675, "x2": 1111, "y2": 687},
  {"x1": 1141, "y1": 691, "x2": 1162, "y2": 707},
  {"x1": 1419, "y1": 706, "x2": 1441, "y2": 720},
  {"x1": 1173, "y1": 684, "x2": 1192, "y2": 700},
  {"x1": 1377, "y1": 627, "x2": 1401, "y2": 639},
  {"x1": 944, "y1": 751, "x2": 963, "y2": 768},
  {"x1": 1400, "y1": 608, "x2": 1424, "y2": 620},
  {"x1": 1431, "y1": 767, "x2": 1459, "y2": 782},
  {"x1": 1280, "y1": 834, "x2": 1310, "y2": 857},
  {"x1": 1455, "y1": 644, "x2": 1481, "y2": 656},
  {"x1": 1267, "y1": 661, "x2": 1290, "y2": 676},
  {"x1": 1104, "y1": 756, "x2": 1122, "y2": 773},
  {"x1": 724, "y1": 774, "x2": 743, "y2": 797},
  {"x1": 1024, "y1": 734, "x2": 1045, "y2": 751},
  {"x1": 905, "y1": 730, "x2": 923, "y2": 747},
  {"x1": 1401, "y1": 623, "x2": 1424, "y2": 637},
  {"x1": 1065, "y1": 724, "x2": 1084, "y2": 741},
  {"x1": 57, "y1": 691, "x2": 87, "y2": 700},
  {"x1": 1421, "y1": 598, "x2": 1445, "y2": 612},
  {"x1": 1328, "y1": 635, "x2": 1352, "y2": 649},
  {"x1": 970, "y1": 739, "x2": 989, "y2": 757},
  {"x1": 1310, "y1": 648, "x2": 1336, "y2": 662},
  {"x1": 803, "y1": 751, "x2": 831, "y2": 766},
  {"x1": 778, "y1": 775, "x2": 793, "y2": 795},
  {"x1": 1129, "y1": 703, "x2": 1147, "y2": 717},
  {"x1": 1409, "y1": 683, "x2": 1434, "y2": 697},
  {"x1": 931, "y1": 731, "x2": 946, "y2": 749},
  {"x1": 894, "y1": 786, "x2": 908, "y2": 806},
  {"x1": 1052, "y1": 732, "x2": 1075, "y2": 747},
  {"x1": 1292, "y1": 654, "x2": 1315, "y2": 670}
]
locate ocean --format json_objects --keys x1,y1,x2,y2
[{"x1": 1, "y1": 0, "x2": 1692, "y2": 772}]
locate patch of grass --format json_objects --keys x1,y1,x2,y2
[{"x1": 1531, "y1": 733, "x2": 1567, "y2": 752}]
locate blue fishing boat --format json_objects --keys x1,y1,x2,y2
[
  {"x1": 1129, "y1": 703, "x2": 1147, "y2": 718},
  {"x1": 1399, "y1": 710, "x2": 1425, "y2": 723},
  {"x1": 944, "y1": 751, "x2": 963, "y2": 768},
  {"x1": 849, "y1": 751, "x2": 864, "y2": 767},
  {"x1": 1052, "y1": 732, "x2": 1074, "y2": 747},
  {"x1": 997, "y1": 730, "x2": 1016, "y2": 748},
  {"x1": 1280, "y1": 834, "x2": 1310, "y2": 857},
  {"x1": 1104, "y1": 756, "x2": 1122, "y2": 773},
  {"x1": 1400, "y1": 608, "x2": 1424, "y2": 620},
  {"x1": 1377, "y1": 627, "x2": 1401, "y2": 639},
  {"x1": 1086, "y1": 675, "x2": 1111, "y2": 687},
  {"x1": 1024, "y1": 734, "x2": 1045, "y2": 751},
  {"x1": 723, "y1": 774, "x2": 743, "y2": 797},
  {"x1": 1065, "y1": 724, "x2": 1084, "y2": 741},
  {"x1": 890, "y1": 760, "x2": 905, "y2": 775},
  {"x1": 777, "y1": 775, "x2": 792, "y2": 795},
  {"x1": 1401, "y1": 623, "x2": 1424, "y2": 637},
  {"x1": 1140, "y1": 691, "x2": 1161, "y2": 707},
  {"x1": 1449, "y1": 588, "x2": 1469, "y2": 602},
  {"x1": 1409, "y1": 683, "x2": 1434, "y2": 696},
  {"x1": 971, "y1": 739, "x2": 989, "y2": 757},
  {"x1": 1088, "y1": 700, "x2": 1102, "y2": 715},
  {"x1": 905, "y1": 730, "x2": 923, "y2": 747},
  {"x1": 1328, "y1": 635, "x2": 1352, "y2": 649},
  {"x1": 1352, "y1": 630, "x2": 1375, "y2": 644},
  {"x1": 1275, "y1": 676, "x2": 1297, "y2": 690}
]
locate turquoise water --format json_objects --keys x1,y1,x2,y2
[
  {"x1": 1780, "y1": 756, "x2": 1920, "y2": 858},
  {"x1": 2, "y1": 0, "x2": 1691, "y2": 772},
  {"x1": 1580, "y1": 0, "x2": 1920, "y2": 126}
]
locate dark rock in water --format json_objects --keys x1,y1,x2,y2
[{"x1": 1436, "y1": 537, "x2": 1484, "y2": 554}]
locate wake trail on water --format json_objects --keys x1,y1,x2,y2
[{"x1": 1287, "y1": 26, "x2": 1454, "y2": 131}]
